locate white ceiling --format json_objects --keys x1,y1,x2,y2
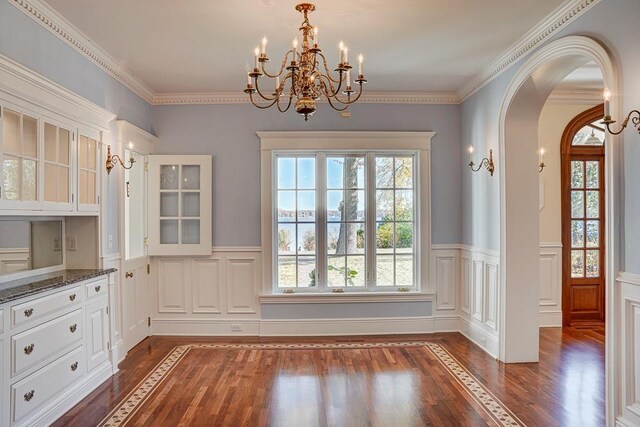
[
  {"x1": 44, "y1": 0, "x2": 566, "y2": 94},
  {"x1": 554, "y1": 61, "x2": 604, "y2": 92}
]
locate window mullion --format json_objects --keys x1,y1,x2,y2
[
  {"x1": 317, "y1": 153, "x2": 327, "y2": 292},
  {"x1": 366, "y1": 153, "x2": 376, "y2": 290}
]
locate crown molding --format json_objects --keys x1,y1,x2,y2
[
  {"x1": 457, "y1": 0, "x2": 602, "y2": 101},
  {"x1": 151, "y1": 91, "x2": 460, "y2": 106},
  {"x1": 9, "y1": 0, "x2": 155, "y2": 103},
  {"x1": 546, "y1": 89, "x2": 603, "y2": 105}
]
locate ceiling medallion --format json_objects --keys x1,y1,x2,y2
[{"x1": 244, "y1": 3, "x2": 367, "y2": 121}]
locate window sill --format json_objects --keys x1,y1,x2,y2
[{"x1": 259, "y1": 292, "x2": 434, "y2": 304}]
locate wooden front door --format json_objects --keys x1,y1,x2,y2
[{"x1": 561, "y1": 104, "x2": 605, "y2": 326}]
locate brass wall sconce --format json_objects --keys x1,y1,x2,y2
[
  {"x1": 468, "y1": 146, "x2": 495, "y2": 176},
  {"x1": 105, "y1": 143, "x2": 135, "y2": 175},
  {"x1": 601, "y1": 88, "x2": 640, "y2": 135},
  {"x1": 539, "y1": 148, "x2": 546, "y2": 173}
]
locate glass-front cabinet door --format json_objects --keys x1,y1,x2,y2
[
  {"x1": 147, "y1": 155, "x2": 212, "y2": 256},
  {"x1": 0, "y1": 106, "x2": 39, "y2": 210},
  {"x1": 43, "y1": 121, "x2": 73, "y2": 211},
  {"x1": 77, "y1": 129, "x2": 100, "y2": 212}
]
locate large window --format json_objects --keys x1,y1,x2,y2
[{"x1": 274, "y1": 151, "x2": 418, "y2": 292}]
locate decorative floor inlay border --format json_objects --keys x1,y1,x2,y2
[{"x1": 98, "y1": 341, "x2": 525, "y2": 427}]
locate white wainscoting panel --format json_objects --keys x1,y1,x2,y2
[
  {"x1": 157, "y1": 258, "x2": 187, "y2": 314},
  {"x1": 484, "y1": 262, "x2": 498, "y2": 330},
  {"x1": 430, "y1": 249, "x2": 458, "y2": 311},
  {"x1": 619, "y1": 272, "x2": 640, "y2": 426},
  {"x1": 539, "y1": 243, "x2": 562, "y2": 327},
  {"x1": 227, "y1": 256, "x2": 259, "y2": 314},
  {"x1": 191, "y1": 258, "x2": 222, "y2": 314},
  {"x1": 461, "y1": 255, "x2": 471, "y2": 315},
  {"x1": 472, "y1": 259, "x2": 484, "y2": 322}
]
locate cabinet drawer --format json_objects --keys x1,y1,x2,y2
[
  {"x1": 85, "y1": 277, "x2": 107, "y2": 301},
  {"x1": 12, "y1": 346, "x2": 84, "y2": 424},
  {"x1": 11, "y1": 286, "x2": 81, "y2": 329},
  {"x1": 12, "y1": 309, "x2": 82, "y2": 376}
]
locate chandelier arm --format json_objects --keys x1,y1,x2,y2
[
  {"x1": 248, "y1": 91, "x2": 280, "y2": 109},
  {"x1": 254, "y1": 77, "x2": 279, "y2": 102},
  {"x1": 316, "y1": 52, "x2": 342, "y2": 84},
  {"x1": 325, "y1": 93, "x2": 350, "y2": 112},
  {"x1": 261, "y1": 50, "x2": 294, "y2": 78},
  {"x1": 317, "y1": 71, "x2": 343, "y2": 98},
  {"x1": 276, "y1": 93, "x2": 294, "y2": 113},
  {"x1": 328, "y1": 82, "x2": 364, "y2": 106}
]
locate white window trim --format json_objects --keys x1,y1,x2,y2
[{"x1": 259, "y1": 131, "x2": 434, "y2": 299}]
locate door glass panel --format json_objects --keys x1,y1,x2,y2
[
  {"x1": 59, "y1": 129, "x2": 70, "y2": 166},
  {"x1": 87, "y1": 172, "x2": 96, "y2": 203},
  {"x1": 2, "y1": 156, "x2": 19, "y2": 199},
  {"x1": 87, "y1": 138, "x2": 96, "y2": 170},
  {"x1": 586, "y1": 191, "x2": 599, "y2": 218},
  {"x1": 181, "y1": 165, "x2": 200, "y2": 190},
  {"x1": 160, "y1": 193, "x2": 179, "y2": 217},
  {"x1": 160, "y1": 165, "x2": 179, "y2": 189},
  {"x1": 160, "y1": 220, "x2": 179, "y2": 244},
  {"x1": 571, "y1": 250, "x2": 584, "y2": 278},
  {"x1": 44, "y1": 123, "x2": 57, "y2": 162},
  {"x1": 22, "y1": 115, "x2": 37, "y2": 158},
  {"x1": 22, "y1": 159, "x2": 37, "y2": 201},
  {"x1": 3, "y1": 109, "x2": 20, "y2": 155},
  {"x1": 79, "y1": 136, "x2": 88, "y2": 169},
  {"x1": 586, "y1": 250, "x2": 599, "y2": 277},
  {"x1": 571, "y1": 221, "x2": 584, "y2": 248},
  {"x1": 571, "y1": 161, "x2": 584, "y2": 189},
  {"x1": 181, "y1": 220, "x2": 200, "y2": 244},
  {"x1": 79, "y1": 170, "x2": 88, "y2": 204},
  {"x1": 44, "y1": 163, "x2": 57, "y2": 202},
  {"x1": 586, "y1": 220, "x2": 599, "y2": 248},
  {"x1": 586, "y1": 161, "x2": 599, "y2": 188},
  {"x1": 181, "y1": 192, "x2": 200, "y2": 217},
  {"x1": 571, "y1": 191, "x2": 584, "y2": 218},
  {"x1": 59, "y1": 166, "x2": 69, "y2": 203}
]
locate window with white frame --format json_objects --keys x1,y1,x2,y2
[{"x1": 273, "y1": 150, "x2": 419, "y2": 292}]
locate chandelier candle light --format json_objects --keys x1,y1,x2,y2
[{"x1": 244, "y1": 3, "x2": 367, "y2": 121}]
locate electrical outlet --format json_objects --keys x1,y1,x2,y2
[
  {"x1": 231, "y1": 324, "x2": 242, "y2": 332},
  {"x1": 108, "y1": 234, "x2": 113, "y2": 249},
  {"x1": 481, "y1": 337, "x2": 487, "y2": 348},
  {"x1": 66, "y1": 236, "x2": 77, "y2": 251}
]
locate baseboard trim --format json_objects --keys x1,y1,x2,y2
[
  {"x1": 25, "y1": 362, "x2": 112, "y2": 427},
  {"x1": 260, "y1": 316, "x2": 434, "y2": 336},
  {"x1": 152, "y1": 318, "x2": 261, "y2": 336},
  {"x1": 458, "y1": 316, "x2": 499, "y2": 359},
  {"x1": 539, "y1": 311, "x2": 562, "y2": 327}
]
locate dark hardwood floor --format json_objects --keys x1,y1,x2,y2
[{"x1": 53, "y1": 328, "x2": 604, "y2": 427}]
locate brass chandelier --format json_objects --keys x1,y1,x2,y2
[{"x1": 244, "y1": 3, "x2": 367, "y2": 121}]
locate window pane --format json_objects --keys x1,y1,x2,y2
[
  {"x1": 182, "y1": 165, "x2": 200, "y2": 189},
  {"x1": 327, "y1": 223, "x2": 343, "y2": 254},
  {"x1": 22, "y1": 159, "x2": 37, "y2": 201},
  {"x1": 396, "y1": 255, "x2": 414, "y2": 287},
  {"x1": 326, "y1": 157, "x2": 344, "y2": 189},
  {"x1": 297, "y1": 191, "x2": 315, "y2": 222},
  {"x1": 349, "y1": 223, "x2": 366, "y2": 254},
  {"x1": 2, "y1": 156, "x2": 19, "y2": 200},
  {"x1": 347, "y1": 256, "x2": 365, "y2": 287},
  {"x1": 586, "y1": 220, "x2": 599, "y2": 248},
  {"x1": 345, "y1": 190, "x2": 365, "y2": 221},
  {"x1": 298, "y1": 257, "x2": 316, "y2": 287},
  {"x1": 571, "y1": 161, "x2": 584, "y2": 189},
  {"x1": 586, "y1": 250, "x2": 599, "y2": 278},
  {"x1": 375, "y1": 157, "x2": 393, "y2": 188},
  {"x1": 395, "y1": 190, "x2": 413, "y2": 221},
  {"x1": 571, "y1": 220, "x2": 584, "y2": 248},
  {"x1": 23, "y1": 116, "x2": 37, "y2": 159},
  {"x1": 277, "y1": 191, "x2": 295, "y2": 222},
  {"x1": 327, "y1": 257, "x2": 346, "y2": 287},
  {"x1": 571, "y1": 191, "x2": 584, "y2": 218},
  {"x1": 327, "y1": 190, "x2": 344, "y2": 222},
  {"x1": 277, "y1": 224, "x2": 295, "y2": 254},
  {"x1": 277, "y1": 157, "x2": 295, "y2": 189},
  {"x1": 344, "y1": 157, "x2": 364, "y2": 189},
  {"x1": 87, "y1": 138, "x2": 96, "y2": 171},
  {"x1": 297, "y1": 158, "x2": 315, "y2": 189},
  {"x1": 395, "y1": 157, "x2": 413, "y2": 188},
  {"x1": 586, "y1": 191, "x2": 599, "y2": 218},
  {"x1": 395, "y1": 223, "x2": 413, "y2": 253},
  {"x1": 160, "y1": 165, "x2": 179, "y2": 189},
  {"x1": 376, "y1": 255, "x2": 394, "y2": 286},
  {"x1": 3, "y1": 109, "x2": 20, "y2": 155},
  {"x1": 298, "y1": 223, "x2": 315, "y2": 254},
  {"x1": 571, "y1": 250, "x2": 584, "y2": 278},
  {"x1": 160, "y1": 192, "x2": 178, "y2": 217},
  {"x1": 376, "y1": 190, "x2": 393, "y2": 221},
  {"x1": 376, "y1": 222, "x2": 394, "y2": 253},
  {"x1": 278, "y1": 257, "x2": 296, "y2": 287},
  {"x1": 586, "y1": 161, "x2": 599, "y2": 188},
  {"x1": 87, "y1": 172, "x2": 96, "y2": 203}
]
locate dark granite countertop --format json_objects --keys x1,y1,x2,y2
[{"x1": 0, "y1": 269, "x2": 117, "y2": 305}]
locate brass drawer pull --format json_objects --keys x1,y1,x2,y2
[
  {"x1": 69, "y1": 293, "x2": 77, "y2": 302},
  {"x1": 70, "y1": 361, "x2": 78, "y2": 372},
  {"x1": 69, "y1": 324, "x2": 77, "y2": 333},
  {"x1": 24, "y1": 344, "x2": 35, "y2": 355},
  {"x1": 95, "y1": 285, "x2": 101, "y2": 293},
  {"x1": 24, "y1": 308, "x2": 34, "y2": 318},
  {"x1": 125, "y1": 272, "x2": 134, "y2": 278},
  {"x1": 24, "y1": 390, "x2": 35, "y2": 402}
]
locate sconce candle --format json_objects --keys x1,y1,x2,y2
[
  {"x1": 468, "y1": 147, "x2": 494, "y2": 177},
  {"x1": 539, "y1": 148, "x2": 546, "y2": 173},
  {"x1": 105, "y1": 144, "x2": 136, "y2": 175},
  {"x1": 601, "y1": 87, "x2": 640, "y2": 135}
]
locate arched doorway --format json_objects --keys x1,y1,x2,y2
[
  {"x1": 561, "y1": 104, "x2": 606, "y2": 326},
  {"x1": 497, "y1": 36, "x2": 618, "y2": 364}
]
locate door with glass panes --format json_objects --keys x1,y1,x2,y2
[{"x1": 561, "y1": 104, "x2": 605, "y2": 325}]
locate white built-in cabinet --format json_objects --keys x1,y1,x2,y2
[
  {"x1": 148, "y1": 155, "x2": 212, "y2": 256},
  {"x1": 0, "y1": 105, "x2": 101, "y2": 214}
]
